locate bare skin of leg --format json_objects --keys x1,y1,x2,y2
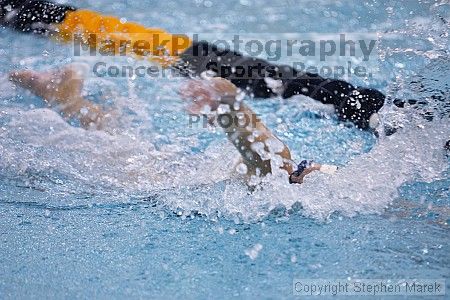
[{"x1": 9, "y1": 65, "x2": 109, "y2": 130}]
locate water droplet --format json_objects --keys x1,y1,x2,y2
[
  {"x1": 236, "y1": 163, "x2": 248, "y2": 175},
  {"x1": 245, "y1": 243, "x2": 263, "y2": 260},
  {"x1": 80, "y1": 107, "x2": 89, "y2": 116}
]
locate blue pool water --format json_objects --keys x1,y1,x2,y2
[{"x1": 0, "y1": 0, "x2": 449, "y2": 299}]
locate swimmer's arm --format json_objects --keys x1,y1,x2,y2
[
  {"x1": 56, "y1": 95, "x2": 106, "y2": 129},
  {"x1": 222, "y1": 102, "x2": 294, "y2": 176},
  {"x1": 181, "y1": 78, "x2": 294, "y2": 177},
  {"x1": 9, "y1": 66, "x2": 107, "y2": 129}
]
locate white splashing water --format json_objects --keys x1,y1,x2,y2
[
  {"x1": 0, "y1": 106, "x2": 448, "y2": 222},
  {"x1": 1, "y1": 6, "x2": 448, "y2": 221},
  {"x1": 296, "y1": 120, "x2": 449, "y2": 219}
]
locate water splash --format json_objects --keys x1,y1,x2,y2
[
  {"x1": 0, "y1": 0, "x2": 449, "y2": 223},
  {"x1": 0, "y1": 106, "x2": 448, "y2": 222}
]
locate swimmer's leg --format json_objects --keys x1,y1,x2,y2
[{"x1": 9, "y1": 65, "x2": 109, "y2": 129}]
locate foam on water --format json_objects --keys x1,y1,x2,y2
[
  {"x1": 0, "y1": 0, "x2": 448, "y2": 222},
  {"x1": 0, "y1": 107, "x2": 235, "y2": 191},
  {"x1": 0, "y1": 104, "x2": 448, "y2": 221}
]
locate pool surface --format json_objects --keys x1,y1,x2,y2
[{"x1": 0, "y1": 0, "x2": 449, "y2": 299}]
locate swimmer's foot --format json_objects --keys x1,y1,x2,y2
[{"x1": 9, "y1": 64, "x2": 84, "y2": 107}]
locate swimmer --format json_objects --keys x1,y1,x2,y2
[
  {"x1": 9, "y1": 64, "x2": 337, "y2": 184},
  {"x1": 11, "y1": 66, "x2": 446, "y2": 185},
  {"x1": 3, "y1": 1, "x2": 448, "y2": 183},
  {"x1": 1, "y1": 0, "x2": 388, "y2": 131}
]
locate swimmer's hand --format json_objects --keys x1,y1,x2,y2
[
  {"x1": 289, "y1": 161, "x2": 338, "y2": 184},
  {"x1": 179, "y1": 77, "x2": 238, "y2": 114}
]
